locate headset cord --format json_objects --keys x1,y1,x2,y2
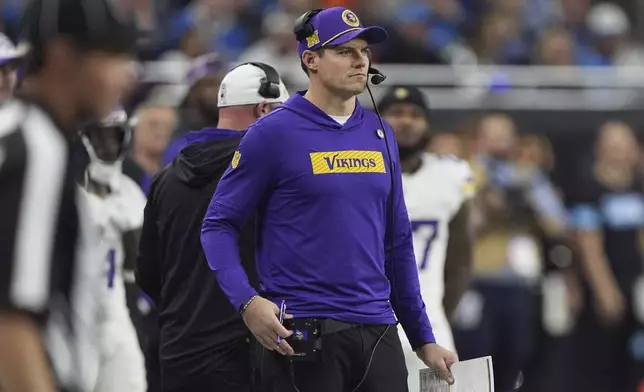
[{"x1": 349, "y1": 324, "x2": 391, "y2": 392}]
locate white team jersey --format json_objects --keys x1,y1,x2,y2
[
  {"x1": 79, "y1": 173, "x2": 148, "y2": 392},
  {"x1": 403, "y1": 153, "x2": 474, "y2": 310},
  {"x1": 399, "y1": 153, "x2": 474, "y2": 353},
  {"x1": 79, "y1": 173, "x2": 147, "y2": 322}
]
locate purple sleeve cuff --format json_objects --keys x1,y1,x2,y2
[{"x1": 410, "y1": 322, "x2": 436, "y2": 350}]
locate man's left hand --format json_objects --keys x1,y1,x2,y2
[{"x1": 416, "y1": 343, "x2": 458, "y2": 384}]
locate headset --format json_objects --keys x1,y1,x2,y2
[
  {"x1": 232, "y1": 61, "x2": 282, "y2": 99},
  {"x1": 293, "y1": 9, "x2": 322, "y2": 42},
  {"x1": 289, "y1": 9, "x2": 396, "y2": 392}
]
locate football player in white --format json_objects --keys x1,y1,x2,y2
[
  {"x1": 378, "y1": 86, "x2": 475, "y2": 391},
  {"x1": 78, "y1": 108, "x2": 148, "y2": 392}
]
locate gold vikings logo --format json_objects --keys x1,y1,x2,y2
[
  {"x1": 307, "y1": 30, "x2": 320, "y2": 48},
  {"x1": 310, "y1": 150, "x2": 386, "y2": 175},
  {"x1": 342, "y1": 10, "x2": 360, "y2": 27},
  {"x1": 231, "y1": 150, "x2": 241, "y2": 169}
]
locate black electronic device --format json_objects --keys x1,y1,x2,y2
[{"x1": 284, "y1": 318, "x2": 322, "y2": 362}]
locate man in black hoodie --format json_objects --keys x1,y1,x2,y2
[{"x1": 135, "y1": 62, "x2": 289, "y2": 392}]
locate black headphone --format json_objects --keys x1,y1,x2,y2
[
  {"x1": 293, "y1": 9, "x2": 386, "y2": 86},
  {"x1": 233, "y1": 61, "x2": 282, "y2": 99},
  {"x1": 293, "y1": 9, "x2": 323, "y2": 42}
]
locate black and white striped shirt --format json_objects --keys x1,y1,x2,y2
[{"x1": 0, "y1": 99, "x2": 102, "y2": 392}]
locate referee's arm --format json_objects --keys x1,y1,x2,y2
[
  {"x1": 0, "y1": 134, "x2": 59, "y2": 392},
  {"x1": 384, "y1": 127, "x2": 436, "y2": 351}
]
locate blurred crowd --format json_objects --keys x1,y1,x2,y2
[
  {"x1": 426, "y1": 115, "x2": 644, "y2": 392},
  {"x1": 0, "y1": 0, "x2": 642, "y2": 90}
]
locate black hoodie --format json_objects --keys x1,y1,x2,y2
[{"x1": 136, "y1": 128, "x2": 258, "y2": 390}]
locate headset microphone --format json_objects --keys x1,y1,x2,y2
[{"x1": 368, "y1": 67, "x2": 386, "y2": 85}]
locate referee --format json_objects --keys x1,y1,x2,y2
[
  {"x1": 202, "y1": 7, "x2": 457, "y2": 392},
  {"x1": 0, "y1": 1, "x2": 137, "y2": 391},
  {"x1": 136, "y1": 62, "x2": 289, "y2": 392}
]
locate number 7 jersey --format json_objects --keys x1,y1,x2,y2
[{"x1": 401, "y1": 153, "x2": 474, "y2": 347}]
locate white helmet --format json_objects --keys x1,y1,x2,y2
[{"x1": 81, "y1": 108, "x2": 131, "y2": 189}]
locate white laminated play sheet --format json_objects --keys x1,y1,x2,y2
[{"x1": 419, "y1": 356, "x2": 494, "y2": 392}]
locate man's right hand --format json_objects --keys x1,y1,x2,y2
[{"x1": 242, "y1": 296, "x2": 295, "y2": 355}]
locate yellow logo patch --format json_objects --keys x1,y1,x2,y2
[
  {"x1": 342, "y1": 10, "x2": 360, "y2": 27},
  {"x1": 306, "y1": 30, "x2": 320, "y2": 48},
  {"x1": 310, "y1": 150, "x2": 386, "y2": 174},
  {"x1": 231, "y1": 150, "x2": 241, "y2": 169}
]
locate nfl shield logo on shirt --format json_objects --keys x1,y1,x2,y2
[{"x1": 231, "y1": 150, "x2": 241, "y2": 169}]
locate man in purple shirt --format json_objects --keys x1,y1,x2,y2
[{"x1": 201, "y1": 7, "x2": 457, "y2": 391}]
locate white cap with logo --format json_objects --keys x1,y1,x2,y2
[{"x1": 218, "y1": 63, "x2": 290, "y2": 108}]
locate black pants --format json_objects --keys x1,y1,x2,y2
[
  {"x1": 164, "y1": 372, "x2": 251, "y2": 392},
  {"x1": 255, "y1": 323, "x2": 408, "y2": 392},
  {"x1": 162, "y1": 338, "x2": 253, "y2": 392},
  {"x1": 144, "y1": 311, "x2": 162, "y2": 392}
]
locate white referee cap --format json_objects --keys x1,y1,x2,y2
[{"x1": 217, "y1": 63, "x2": 289, "y2": 108}]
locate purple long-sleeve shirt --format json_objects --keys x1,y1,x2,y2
[{"x1": 200, "y1": 92, "x2": 435, "y2": 349}]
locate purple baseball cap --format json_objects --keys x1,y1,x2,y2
[{"x1": 297, "y1": 7, "x2": 388, "y2": 57}]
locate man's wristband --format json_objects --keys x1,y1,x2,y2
[{"x1": 240, "y1": 295, "x2": 259, "y2": 315}]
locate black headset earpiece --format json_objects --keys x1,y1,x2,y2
[
  {"x1": 293, "y1": 9, "x2": 323, "y2": 42},
  {"x1": 368, "y1": 66, "x2": 386, "y2": 85},
  {"x1": 234, "y1": 61, "x2": 281, "y2": 99}
]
